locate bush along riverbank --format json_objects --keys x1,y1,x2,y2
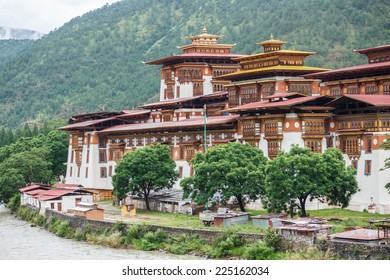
[{"x1": 13, "y1": 205, "x2": 337, "y2": 260}]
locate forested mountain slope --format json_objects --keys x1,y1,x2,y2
[{"x1": 0, "y1": 0, "x2": 388, "y2": 128}]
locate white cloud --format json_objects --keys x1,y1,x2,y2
[{"x1": 0, "y1": 0, "x2": 120, "y2": 33}]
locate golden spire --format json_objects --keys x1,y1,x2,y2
[
  {"x1": 203, "y1": 24, "x2": 207, "y2": 34},
  {"x1": 270, "y1": 33, "x2": 274, "y2": 40}
]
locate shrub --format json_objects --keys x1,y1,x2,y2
[
  {"x1": 209, "y1": 231, "x2": 246, "y2": 258},
  {"x1": 7, "y1": 194, "x2": 20, "y2": 212},
  {"x1": 166, "y1": 234, "x2": 205, "y2": 255},
  {"x1": 263, "y1": 228, "x2": 281, "y2": 251},
  {"x1": 244, "y1": 241, "x2": 276, "y2": 260},
  {"x1": 111, "y1": 221, "x2": 128, "y2": 236},
  {"x1": 55, "y1": 221, "x2": 73, "y2": 238},
  {"x1": 134, "y1": 229, "x2": 167, "y2": 251},
  {"x1": 32, "y1": 214, "x2": 47, "y2": 227}
]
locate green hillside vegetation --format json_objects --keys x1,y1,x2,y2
[
  {"x1": 0, "y1": 40, "x2": 33, "y2": 66},
  {"x1": 0, "y1": 0, "x2": 389, "y2": 128}
]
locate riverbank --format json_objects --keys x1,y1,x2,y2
[
  {"x1": 0, "y1": 204, "x2": 198, "y2": 260},
  {"x1": 15, "y1": 205, "x2": 335, "y2": 260}
]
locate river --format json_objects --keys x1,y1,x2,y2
[{"x1": 0, "y1": 204, "x2": 200, "y2": 260}]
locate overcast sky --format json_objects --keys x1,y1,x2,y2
[{"x1": 0, "y1": 0, "x2": 121, "y2": 33}]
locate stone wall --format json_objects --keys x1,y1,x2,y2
[
  {"x1": 45, "y1": 209, "x2": 264, "y2": 242},
  {"x1": 329, "y1": 240, "x2": 390, "y2": 260}
]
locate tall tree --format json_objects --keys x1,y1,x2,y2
[
  {"x1": 0, "y1": 147, "x2": 52, "y2": 203},
  {"x1": 264, "y1": 146, "x2": 358, "y2": 217},
  {"x1": 181, "y1": 142, "x2": 267, "y2": 212},
  {"x1": 112, "y1": 144, "x2": 178, "y2": 211}
]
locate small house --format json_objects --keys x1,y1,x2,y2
[
  {"x1": 69, "y1": 202, "x2": 104, "y2": 220},
  {"x1": 329, "y1": 229, "x2": 386, "y2": 244},
  {"x1": 19, "y1": 185, "x2": 93, "y2": 214},
  {"x1": 213, "y1": 212, "x2": 250, "y2": 227},
  {"x1": 252, "y1": 213, "x2": 287, "y2": 228}
]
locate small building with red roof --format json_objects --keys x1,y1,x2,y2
[{"x1": 20, "y1": 185, "x2": 93, "y2": 214}]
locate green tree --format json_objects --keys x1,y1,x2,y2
[
  {"x1": 44, "y1": 130, "x2": 69, "y2": 177},
  {"x1": 0, "y1": 169, "x2": 24, "y2": 203},
  {"x1": 0, "y1": 147, "x2": 52, "y2": 203},
  {"x1": 112, "y1": 144, "x2": 178, "y2": 211},
  {"x1": 264, "y1": 146, "x2": 358, "y2": 217},
  {"x1": 181, "y1": 142, "x2": 267, "y2": 212}
]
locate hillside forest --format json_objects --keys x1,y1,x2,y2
[{"x1": 0, "y1": 0, "x2": 389, "y2": 128}]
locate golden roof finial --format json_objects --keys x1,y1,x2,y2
[
  {"x1": 203, "y1": 23, "x2": 207, "y2": 34},
  {"x1": 270, "y1": 33, "x2": 274, "y2": 40}
]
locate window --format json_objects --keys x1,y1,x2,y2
[
  {"x1": 85, "y1": 167, "x2": 88, "y2": 178},
  {"x1": 75, "y1": 198, "x2": 81, "y2": 206},
  {"x1": 176, "y1": 86, "x2": 180, "y2": 98},
  {"x1": 86, "y1": 135, "x2": 91, "y2": 148},
  {"x1": 351, "y1": 160, "x2": 358, "y2": 170},
  {"x1": 99, "y1": 150, "x2": 107, "y2": 163},
  {"x1": 86, "y1": 150, "x2": 90, "y2": 163},
  {"x1": 365, "y1": 83, "x2": 378, "y2": 94},
  {"x1": 100, "y1": 167, "x2": 107, "y2": 178},
  {"x1": 179, "y1": 166, "x2": 183, "y2": 178},
  {"x1": 364, "y1": 160, "x2": 371, "y2": 175},
  {"x1": 305, "y1": 139, "x2": 322, "y2": 153},
  {"x1": 366, "y1": 137, "x2": 372, "y2": 153},
  {"x1": 57, "y1": 203, "x2": 62, "y2": 212},
  {"x1": 70, "y1": 151, "x2": 74, "y2": 163},
  {"x1": 50, "y1": 203, "x2": 55, "y2": 210},
  {"x1": 98, "y1": 136, "x2": 106, "y2": 148},
  {"x1": 109, "y1": 166, "x2": 113, "y2": 177},
  {"x1": 77, "y1": 167, "x2": 81, "y2": 177},
  {"x1": 70, "y1": 167, "x2": 73, "y2": 177},
  {"x1": 384, "y1": 83, "x2": 390, "y2": 95}
]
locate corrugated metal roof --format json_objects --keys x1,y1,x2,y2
[
  {"x1": 19, "y1": 185, "x2": 49, "y2": 192},
  {"x1": 100, "y1": 115, "x2": 238, "y2": 133},
  {"x1": 53, "y1": 184, "x2": 82, "y2": 189},
  {"x1": 330, "y1": 229, "x2": 385, "y2": 241}
]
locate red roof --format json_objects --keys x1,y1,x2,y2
[
  {"x1": 145, "y1": 52, "x2": 244, "y2": 65},
  {"x1": 354, "y1": 44, "x2": 390, "y2": 54},
  {"x1": 36, "y1": 189, "x2": 87, "y2": 201},
  {"x1": 59, "y1": 117, "x2": 117, "y2": 130},
  {"x1": 330, "y1": 229, "x2": 385, "y2": 241},
  {"x1": 53, "y1": 184, "x2": 82, "y2": 189},
  {"x1": 19, "y1": 185, "x2": 49, "y2": 193},
  {"x1": 263, "y1": 92, "x2": 307, "y2": 99},
  {"x1": 228, "y1": 95, "x2": 322, "y2": 112},
  {"x1": 100, "y1": 115, "x2": 239, "y2": 134},
  {"x1": 279, "y1": 224, "x2": 332, "y2": 232},
  {"x1": 304, "y1": 61, "x2": 390, "y2": 79},
  {"x1": 328, "y1": 94, "x2": 390, "y2": 106},
  {"x1": 60, "y1": 110, "x2": 151, "y2": 131},
  {"x1": 26, "y1": 189, "x2": 49, "y2": 196},
  {"x1": 139, "y1": 92, "x2": 228, "y2": 109},
  {"x1": 139, "y1": 97, "x2": 197, "y2": 109}
]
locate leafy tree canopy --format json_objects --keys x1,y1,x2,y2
[
  {"x1": 0, "y1": 148, "x2": 52, "y2": 203},
  {"x1": 113, "y1": 144, "x2": 179, "y2": 210},
  {"x1": 263, "y1": 146, "x2": 358, "y2": 217},
  {"x1": 182, "y1": 142, "x2": 268, "y2": 212}
]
